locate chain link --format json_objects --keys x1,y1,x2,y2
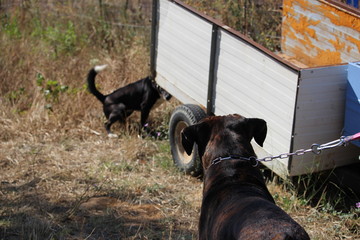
[
  {"x1": 257, "y1": 148, "x2": 310, "y2": 162},
  {"x1": 210, "y1": 133, "x2": 359, "y2": 167},
  {"x1": 256, "y1": 137, "x2": 349, "y2": 163}
]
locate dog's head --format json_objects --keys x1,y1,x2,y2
[
  {"x1": 181, "y1": 114, "x2": 267, "y2": 169},
  {"x1": 150, "y1": 79, "x2": 172, "y2": 101},
  {"x1": 158, "y1": 86, "x2": 172, "y2": 101}
]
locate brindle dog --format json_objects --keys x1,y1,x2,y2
[{"x1": 181, "y1": 114, "x2": 310, "y2": 240}]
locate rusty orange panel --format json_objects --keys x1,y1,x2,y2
[{"x1": 282, "y1": 0, "x2": 360, "y2": 67}]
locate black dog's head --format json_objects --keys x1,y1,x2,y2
[
  {"x1": 181, "y1": 114, "x2": 267, "y2": 169},
  {"x1": 158, "y1": 86, "x2": 172, "y2": 101},
  {"x1": 150, "y1": 79, "x2": 172, "y2": 101}
]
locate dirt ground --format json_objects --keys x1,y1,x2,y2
[
  {"x1": 0, "y1": 102, "x2": 359, "y2": 239},
  {"x1": 0, "y1": 0, "x2": 359, "y2": 239},
  {"x1": 0, "y1": 104, "x2": 202, "y2": 239}
]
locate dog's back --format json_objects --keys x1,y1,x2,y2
[
  {"x1": 103, "y1": 77, "x2": 158, "y2": 110},
  {"x1": 200, "y1": 160, "x2": 309, "y2": 240},
  {"x1": 87, "y1": 65, "x2": 156, "y2": 109}
]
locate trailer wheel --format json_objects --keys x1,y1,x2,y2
[{"x1": 169, "y1": 104, "x2": 207, "y2": 176}]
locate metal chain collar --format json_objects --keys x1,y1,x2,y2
[{"x1": 211, "y1": 155, "x2": 259, "y2": 167}]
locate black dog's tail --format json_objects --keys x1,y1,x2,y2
[{"x1": 87, "y1": 65, "x2": 108, "y2": 103}]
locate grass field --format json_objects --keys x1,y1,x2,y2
[{"x1": 0, "y1": 0, "x2": 359, "y2": 239}]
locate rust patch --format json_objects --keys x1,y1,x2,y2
[
  {"x1": 282, "y1": 0, "x2": 360, "y2": 67},
  {"x1": 287, "y1": 46, "x2": 341, "y2": 67},
  {"x1": 329, "y1": 36, "x2": 346, "y2": 51},
  {"x1": 285, "y1": 0, "x2": 360, "y2": 31},
  {"x1": 346, "y1": 35, "x2": 360, "y2": 53},
  {"x1": 298, "y1": 35, "x2": 316, "y2": 50},
  {"x1": 316, "y1": 49, "x2": 342, "y2": 65},
  {"x1": 282, "y1": 0, "x2": 295, "y2": 17},
  {"x1": 320, "y1": 3, "x2": 360, "y2": 32},
  {"x1": 288, "y1": 15, "x2": 320, "y2": 39}
]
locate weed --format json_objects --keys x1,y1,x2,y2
[
  {"x1": 146, "y1": 183, "x2": 165, "y2": 195},
  {"x1": 154, "y1": 141, "x2": 177, "y2": 172},
  {"x1": 36, "y1": 72, "x2": 69, "y2": 109},
  {"x1": 184, "y1": 0, "x2": 282, "y2": 51},
  {"x1": 0, "y1": 220, "x2": 11, "y2": 228},
  {"x1": 44, "y1": 21, "x2": 81, "y2": 58},
  {"x1": 29, "y1": 17, "x2": 44, "y2": 39},
  {"x1": 5, "y1": 87, "x2": 25, "y2": 104},
  {"x1": 103, "y1": 160, "x2": 134, "y2": 173},
  {"x1": 1, "y1": 14, "x2": 22, "y2": 39}
]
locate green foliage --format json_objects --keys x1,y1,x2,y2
[
  {"x1": 1, "y1": 0, "x2": 150, "y2": 59},
  {"x1": 1, "y1": 11, "x2": 86, "y2": 57},
  {"x1": 36, "y1": 72, "x2": 69, "y2": 110},
  {"x1": 146, "y1": 183, "x2": 165, "y2": 195},
  {"x1": 184, "y1": 0, "x2": 282, "y2": 51},
  {"x1": 43, "y1": 21, "x2": 83, "y2": 58},
  {"x1": 0, "y1": 14, "x2": 22, "y2": 39},
  {"x1": 102, "y1": 160, "x2": 134, "y2": 173},
  {"x1": 155, "y1": 142, "x2": 177, "y2": 172},
  {"x1": 5, "y1": 87, "x2": 25, "y2": 104},
  {"x1": 29, "y1": 17, "x2": 43, "y2": 39}
]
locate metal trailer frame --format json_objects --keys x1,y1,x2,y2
[{"x1": 150, "y1": 0, "x2": 360, "y2": 177}]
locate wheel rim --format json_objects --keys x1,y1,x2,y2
[{"x1": 174, "y1": 121, "x2": 193, "y2": 165}]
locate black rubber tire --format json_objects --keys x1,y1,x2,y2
[{"x1": 169, "y1": 104, "x2": 207, "y2": 176}]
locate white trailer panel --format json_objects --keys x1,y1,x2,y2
[
  {"x1": 156, "y1": 0, "x2": 212, "y2": 107},
  {"x1": 290, "y1": 66, "x2": 360, "y2": 175},
  {"x1": 215, "y1": 29, "x2": 299, "y2": 158}
]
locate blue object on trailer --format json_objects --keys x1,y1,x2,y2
[
  {"x1": 347, "y1": 0, "x2": 359, "y2": 8},
  {"x1": 344, "y1": 62, "x2": 360, "y2": 147}
]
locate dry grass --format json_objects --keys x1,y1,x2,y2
[
  {"x1": 0, "y1": 1, "x2": 359, "y2": 239},
  {"x1": 0, "y1": 101, "x2": 203, "y2": 240},
  {"x1": 1, "y1": 104, "x2": 359, "y2": 239}
]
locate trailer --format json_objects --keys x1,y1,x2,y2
[{"x1": 150, "y1": 0, "x2": 360, "y2": 178}]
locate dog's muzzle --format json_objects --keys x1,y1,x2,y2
[
  {"x1": 157, "y1": 85, "x2": 172, "y2": 101},
  {"x1": 161, "y1": 90, "x2": 172, "y2": 101},
  {"x1": 151, "y1": 80, "x2": 172, "y2": 101}
]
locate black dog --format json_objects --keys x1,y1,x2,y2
[
  {"x1": 181, "y1": 114, "x2": 310, "y2": 240},
  {"x1": 87, "y1": 65, "x2": 171, "y2": 136}
]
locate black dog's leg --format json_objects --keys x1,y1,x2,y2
[
  {"x1": 137, "y1": 105, "x2": 152, "y2": 137},
  {"x1": 140, "y1": 104, "x2": 162, "y2": 139},
  {"x1": 104, "y1": 118, "x2": 117, "y2": 135},
  {"x1": 140, "y1": 106, "x2": 151, "y2": 128},
  {"x1": 105, "y1": 104, "x2": 126, "y2": 137},
  {"x1": 126, "y1": 110, "x2": 134, "y2": 118}
]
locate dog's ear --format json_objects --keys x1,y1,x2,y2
[
  {"x1": 181, "y1": 125, "x2": 197, "y2": 156},
  {"x1": 247, "y1": 118, "x2": 267, "y2": 147}
]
